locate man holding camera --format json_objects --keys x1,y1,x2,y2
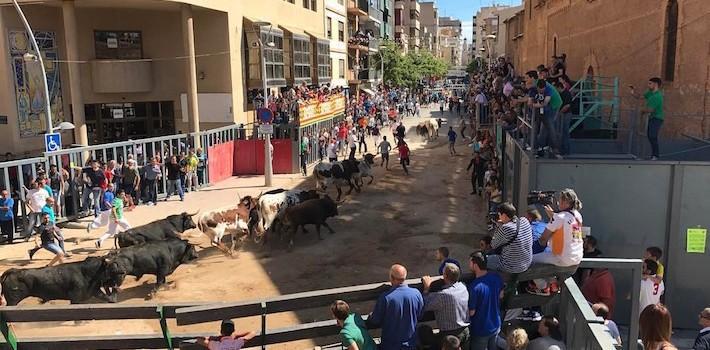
[
  {"x1": 487, "y1": 202, "x2": 533, "y2": 274},
  {"x1": 629, "y1": 77, "x2": 664, "y2": 160},
  {"x1": 528, "y1": 188, "x2": 584, "y2": 295}
]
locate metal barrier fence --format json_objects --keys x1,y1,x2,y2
[
  {"x1": 0, "y1": 124, "x2": 246, "y2": 243},
  {"x1": 298, "y1": 114, "x2": 348, "y2": 167},
  {"x1": 1, "y1": 258, "x2": 636, "y2": 350}
]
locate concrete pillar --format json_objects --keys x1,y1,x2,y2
[
  {"x1": 181, "y1": 4, "x2": 201, "y2": 149},
  {"x1": 61, "y1": 0, "x2": 88, "y2": 146}
]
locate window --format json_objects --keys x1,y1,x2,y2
[
  {"x1": 338, "y1": 22, "x2": 345, "y2": 42},
  {"x1": 262, "y1": 32, "x2": 285, "y2": 81},
  {"x1": 293, "y1": 39, "x2": 311, "y2": 80},
  {"x1": 303, "y1": 0, "x2": 317, "y2": 11},
  {"x1": 410, "y1": 9, "x2": 416, "y2": 20},
  {"x1": 663, "y1": 0, "x2": 678, "y2": 81},
  {"x1": 327, "y1": 17, "x2": 332, "y2": 39},
  {"x1": 553, "y1": 36, "x2": 557, "y2": 57},
  {"x1": 395, "y1": 9, "x2": 402, "y2": 25},
  {"x1": 339, "y1": 59, "x2": 345, "y2": 79},
  {"x1": 317, "y1": 42, "x2": 331, "y2": 80},
  {"x1": 94, "y1": 31, "x2": 142, "y2": 59}
]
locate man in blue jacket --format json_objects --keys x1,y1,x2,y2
[{"x1": 368, "y1": 264, "x2": 424, "y2": 350}]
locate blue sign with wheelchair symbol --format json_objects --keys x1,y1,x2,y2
[{"x1": 44, "y1": 133, "x2": 62, "y2": 153}]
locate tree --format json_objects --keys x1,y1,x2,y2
[
  {"x1": 466, "y1": 59, "x2": 480, "y2": 74},
  {"x1": 375, "y1": 40, "x2": 449, "y2": 88}
]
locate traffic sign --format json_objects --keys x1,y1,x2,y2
[
  {"x1": 258, "y1": 124, "x2": 274, "y2": 135},
  {"x1": 44, "y1": 133, "x2": 61, "y2": 152},
  {"x1": 257, "y1": 108, "x2": 274, "y2": 124}
]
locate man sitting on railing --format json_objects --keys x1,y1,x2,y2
[
  {"x1": 367, "y1": 264, "x2": 423, "y2": 350},
  {"x1": 198, "y1": 319, "x2": 256, "y2": 350}
]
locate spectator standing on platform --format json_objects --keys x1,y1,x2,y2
[
  {"x1": 96, "y1": 189, "x2": 131, "y2": 248},
  {"x1": 48, "y1": 164, "x2": 64, "y2": 217},
  {"x1": 196, "y1": 148, "x2": 206, "y2": 186},
  {"x1": 165, "y1": 155, "x2": 184, "y2": 202},
  {"x1": 487, "y1": 203, "x2": 533, "y2": 274},
  {"x1": 143, "y1": 157, "x2": 162, "y2": 206},
  {"x1": 0, "y1": 190, "x2": 15, "y2": 243},
  {"x1": 629, "y1": 77, "x2": 664, "y2": 160},
  {"x1": 694, "y1": 308, "x2": 710, "y2": 350},
  {"x1": 639, "y1": 259, "x2": 665, "y2": 312},
  {"x1": 435, "y1": 247, "x2": 461, "y2": 275},
  {"x1": 582, "y1": 267, "x2": 616, "y2": 319},
  {"x1": 555, "y1": 81, "x2": 573, "y2": 155},
  {"x1": 527, "y1": 316, "x2": 565, "y2": 350},
  {"x1": 122, "y1": 159, "x2": 140, "y2": 202},
  {"x1": 79, "y1": 160, "x2": 105, "y2": 217},
  {"x1": 420, "y1": 264, "x2": 470, "y2": 350},
  {"x1": 639, "y1": 304, "x2": 678, "y2": 350},
  {"x1": 331, "y1": 300, "x2": 377, "y2": 350},
  {"x1": 643, "y1": 246, "x2": 665, "y2": 283},
  {"x1": 24, "y1": 180, "x2": 50, "y2": 237},
  {"x1": 185, "y1": 149, "x2": 200, "y2": 192},
  {"x1": 368, "y1": 264, "x2": 423, "y2": 350},
  {"x1": 467, "y1": 251, "x2": 504, "y2": 350}
]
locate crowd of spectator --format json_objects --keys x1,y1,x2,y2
[{"x1": 0, "y1": 148, "x2": 207, "y2": 247}]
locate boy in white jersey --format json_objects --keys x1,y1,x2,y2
[{"x1": 639, "y1": 259, "x2": 665, "y2": 312}]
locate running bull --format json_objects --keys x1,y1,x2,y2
[
  {"x1": 115, "y1": 211, "x2": 199, "y2": 248},
  {"x1": 280, "y1": 196, "x2": 339, "y2": 250},
  {"x1": 104, "y1": 238, "x2": 198, "y2": 297},
  {"x1": 254, "y1": 188, "x2": 320, "y2": 243},
  {"x1": 1, "y1": 257, "x2": 121, "y2": 305},
  {"x1": 197, "y1": 195, "x2": 258, "y2": 255}
]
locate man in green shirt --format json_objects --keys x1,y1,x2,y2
[
  {"x1": 630, "y1": 77, "x2": 664, "y2": 160},
  {"x1": 95, "y1": 189, "x2": 132, "y2": 248},
  {"x1": 331, "y1": 300, "x2": 377, "y2": 350}
]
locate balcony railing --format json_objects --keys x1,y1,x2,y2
[{"x1": 347, "y1": 0, "x2": 368, "y2": 16}]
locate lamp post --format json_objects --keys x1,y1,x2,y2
[
  {"x1": 12, "y1": 0, "x2": 53, "y2": 135},
  {"x1": 254, "y1": 21, "x2": 275, "y2": 187},
  {"x1": 378, "y1": 45, "x2": 387, "y2": 85}
]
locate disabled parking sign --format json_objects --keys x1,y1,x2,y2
[{"x1": 44, "y1": 133, "x2": 62, "y2": 152}]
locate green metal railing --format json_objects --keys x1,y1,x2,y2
[{"x1": 570, "y1": 76, "x2": 620, "y2": 134}]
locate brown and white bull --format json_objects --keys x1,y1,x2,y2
[
  {"x1": 254, "y1": 188, "x2": 320, "y2": 243},
  {"x1": 196, "y1": 194, "x2": 258, "y2": 255}
]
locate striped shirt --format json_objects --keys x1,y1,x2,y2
[
  {"x1": 491, "y1": 217, "x2": 533, "y2": 273},
  {"x1": 423, "y1": 282, "x2": 470, "y2": 331}
]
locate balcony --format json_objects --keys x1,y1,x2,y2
[
  {"x1": 347, "y1": 0, "x2": 367, "y2": 16},
  {"x1": 410, "y1": 18, "x2": 420, "y2": 29},
  {"x1": 411, "y1": 0, "x2": 420, "y2": 14},
  {"x1": 348, "y1": 33, "x2": 370, "y2": 51},
  {"x1": 358, "y1": 67, "x2": 379, "y2": 81}
]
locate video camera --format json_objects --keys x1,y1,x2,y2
[{"x1": 527, "y1": 190, "x2": 558, "y2": 211}]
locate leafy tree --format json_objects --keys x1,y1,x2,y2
[
  {"x1": 466, "y1": 59, "x2": 480, "y2": 74},
  {"x1": 374, "y1": 40, "x2": 449, "y2": 88}
]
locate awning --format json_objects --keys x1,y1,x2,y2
[
  {"x1": 279, "y1": 25, "x2": 309, "y2": 40},
  {"x1": 304, "y1": 30, "x2": 329, "y2": 44},
  {"x1": 361, "y1": 88, "x2": 376, "y2": 96}
]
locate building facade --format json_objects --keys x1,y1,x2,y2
[
  {"x1": 512, "y1": 0, "x2": 709, "y2": 139},
  {"x1": 0, "y1": 0, "x2": 330, "y2": 156},
  {"x1": 326, "y1": 0, "x2": 348, "y2": 87},
  {"x1": 346, "y1": 0, "x2": 391, "y2": 92},
  {"x1": 474, "y1": 5, "x2": 522, "y2": 63},
  {"x1": 393, "y1": 0, "x2": 421, "y2": 53},
  {"x1": 438, "y1": 16, "x2": 462, "y2": 66},
  {"x1": 419, "y1": 1, "x2": 438, "y2": 56}
]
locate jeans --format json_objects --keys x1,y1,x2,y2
[
  {"x1": 470, "y1": 329, "x2": 498, "y2": 350},
  {"x1": 82, "y1": 187, "x2": 103, "y2": 217},
  {"x1": 23, "y1": 212, "x2": 42, "y2": 236},
  {"x1": 537, "y1": 111, "x2": 560, "y2": 152},
  {"x1": 165, "y1": 179, "x2": 184, "y2": 200},
  {"x1": 648, "y1": 118, "x2": 663, "y2": 158},
  {"x1": 144, "y1": 178, "x2": 158, "y2": 203},
  {"x1": 559, "y1": 112, "x2": 572, "y2": 155}
]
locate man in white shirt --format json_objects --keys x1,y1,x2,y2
[
  {"x1": 348, "y1": 130, "x2": 358, "y2": 160},
  {"x1": 639, "y1": 259, "x2": 665, "y2": 312},
  {"x1": 24, "y1": 180, "x2": 50, "y2": 237},
  {"x1": 326, "y1": 139, "x2": 338, "y2": 163}
]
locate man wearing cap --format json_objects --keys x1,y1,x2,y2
[{"x1": 200, "y1": 319, "x2": 256, "y2": 350}]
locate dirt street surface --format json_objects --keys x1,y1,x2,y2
[{"x1": 0, "y1": 107, "x2": 488, "y2": 349}]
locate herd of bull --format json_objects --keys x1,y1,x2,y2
[{"x1": 0, "y1": 153, "x2": 378, "y2": 306}]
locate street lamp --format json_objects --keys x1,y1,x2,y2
[
  {"x1": 52, "y1": 121, "x2": 75, "y2": 132},
  {"x1": 12, "y1": 0, "x2": 53, "y2": 135},
  {"x1": 254, "y1": 21, "x2": 275, "y2": 187},
  {"x1": 378, "y1": 45, "x2": 387, "y2": 84}
]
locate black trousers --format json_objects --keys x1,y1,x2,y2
[
  {"x1": 0, "y1": 219, "x2": 14, "y2": 243},
  {"x1": 349, "y1": 147, "x2": 356, "y2": 160}
]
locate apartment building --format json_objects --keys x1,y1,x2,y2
[
  {"x1": 346, "y1": 0, "x2": 392, "y2": 91},
  {"x1": 474, "y1": 5, "x2": 522, "y2": 62},
  {"x1": 393, "y1": 0, "x2": 421, "y2": 53},
  {"x1": 419, "y1": 1, "x2": 439, "y2": 55},
  {"x1": 325, "y1": 0, "x2": 348, "y2": 87},
  {"x1": 438, "y1": 16, "x2": 462, "y2": 66},
  {"x1": 0, "y1": 0, "x2": 330, "y2": 155}
]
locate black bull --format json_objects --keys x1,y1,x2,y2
[
  {"x1": 0, "y1": 257, "x2": 120, "y2": 306},
  {"x1": 115, "y1": 211, "x2": 198, "y2": 248},
  {"x1": 280, "y1": 196, "x2": 339, "y2": 249},
  {"x1": 104, "y1": 239, "x2": 199, "y2": 293}
]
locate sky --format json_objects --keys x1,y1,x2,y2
[{"x1": 431, "y1": 0, "x2": 523, "y2": 42}]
